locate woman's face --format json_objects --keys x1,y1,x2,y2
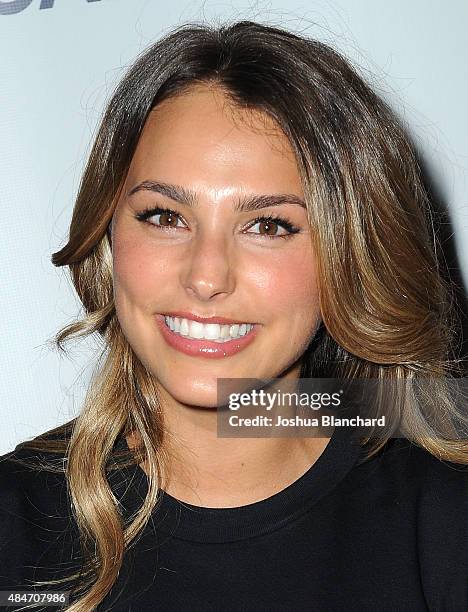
[{"x1": 111, "y1": 85, "x2": 321, "y2": 408}]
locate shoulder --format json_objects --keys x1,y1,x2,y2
[
  {"x1": 369, "y1": 436, "x2": 468, "y2": 517},
  {"x1": 0, "y1": 451, "x2": 68, "y2": 524},
  {"x1": 0, "y1": 421, "x2": 134, "y2": 525},
  {"x1": 379, "y1": 437, "x2": 468, "y2": 608},
  {"x1": 364, "y1": 434, "x2": 468, "y2": 480},
  {"x1": 0, "y1": 428, "x2": 81, "y2": 588},
  {"x1": 391, "y1": 435, "x2": 468, "y2": 518},
  {"x1": 0, "y1": 427, "x2": 73, "y2": 528},
  {"x1": 353, "y1": 435, "x2": 468, "y2": 525},
  {"x1": 382, "y1": 436, "x2": 468, "y2": 490}
]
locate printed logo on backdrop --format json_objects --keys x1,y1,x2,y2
[{"x1": 0, "y1": 0, "x2": 101, "y2": 15}]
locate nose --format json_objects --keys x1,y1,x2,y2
[{"x1": 182, "y1": 229, "x2": 235, "y2": 302}]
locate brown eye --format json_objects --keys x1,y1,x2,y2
[
  {"x1": 258, "y1": 220, "x2": 280, "y2": 235},
  {"x1": 159, "y1": 211, "x2": 179, "y2": 227},
  {"x1": 135, "y1": 207, "x2": 186, "y2": 229},
  {"x1": 244, "y1": 215, "x2": 299, "y2": 240},
  {"x1": 247, "y1": 218, "x2": 289, "y2": 237}
]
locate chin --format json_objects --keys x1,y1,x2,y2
[{"x1": 166, "y1": 387, "x2": 220, "y2": 409}]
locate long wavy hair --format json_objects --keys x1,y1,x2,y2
[{"x1": 13, "y1": 19, "x2": 468, "y2": 610}]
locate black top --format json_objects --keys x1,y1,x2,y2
[{"x1": 0, "y1": 425, "x2": 467, "y2": 611}]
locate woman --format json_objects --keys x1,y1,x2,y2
[{"x1": 1, "y1": 20, "x2": 467, "y2": 612}]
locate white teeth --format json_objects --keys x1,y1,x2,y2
[
  {"x1": 180, "y1": 318, "x2": 189, "y2": 335},
  {"x1": 163, "y1": 316, "x2": 254, "y2": 342},
  {"x1": 229, "y1": 324, "x2": 239, "y2": 338},
  {"x1": 204, "y1": 323, "x2": 221, "y2": 339},
  {"x1": 189, "y1": 320, "x2": 205, "y2": 339}
]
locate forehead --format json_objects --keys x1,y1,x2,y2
[{"x1": 124, "y1": 84, "x2": 303, "y2": 195}]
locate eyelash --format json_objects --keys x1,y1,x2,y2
[{"x1": 134, "y1": 206, "x2": 301, "y2": 239}]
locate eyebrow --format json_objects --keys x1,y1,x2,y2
[{"x1": 127, "y1": 180, "x2": 306, "y2": 213}]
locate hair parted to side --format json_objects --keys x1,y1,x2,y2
[{"x1": 13, "y1": 19, "x2": 468, "y2": 610}]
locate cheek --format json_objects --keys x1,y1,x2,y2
[
  {"x1": 112, "y1": 236, "x2": 170, "y2": 305},
  {"x1": 249, "y1": 247, "x2": 319, "y2": 318}
]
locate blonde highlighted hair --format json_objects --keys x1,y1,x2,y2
[{"x1": 14, "y1": 20, "x2": 468, "y2": 610}]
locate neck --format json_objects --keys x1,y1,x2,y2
[{"x1": 128, "y1": 386, "x2": 331, "y2": 508}]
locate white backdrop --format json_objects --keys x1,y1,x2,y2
[{"x1": 1, "y1": 0, "x2": 467, "y2": 454}]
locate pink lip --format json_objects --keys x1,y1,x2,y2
[{"x1": 155, "y1": 314, "x2": 259, "y2": 359}]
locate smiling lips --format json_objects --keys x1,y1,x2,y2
[{"x1": 155, "y1": 313, "x2": 259, "y2": 358}]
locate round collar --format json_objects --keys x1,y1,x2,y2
[{"x1": 119, "y1": 424, "x2": 363, "y2": 543}]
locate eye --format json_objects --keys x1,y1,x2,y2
[
  {"x1": 135, "y1": 206, "x2": 186, "y2": 229},
  {"x1": 244, "y1": 215, "x2": 300, "y2": 239},
  {"x1": 134, "y1": 207, "x2": 301, "y2": 240}
]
